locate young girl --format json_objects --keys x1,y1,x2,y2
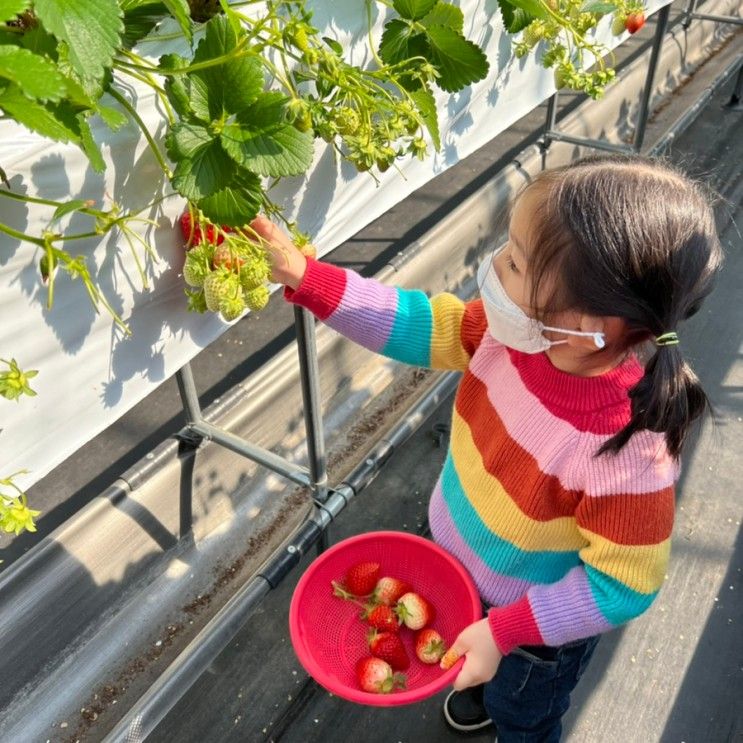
[{"x1": 251, "y1": 154, "x2": 722, "y2": 741}]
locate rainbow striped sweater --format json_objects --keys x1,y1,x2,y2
[{"x1": 286, "y1": 258, "x2": 678, "y2": 654}]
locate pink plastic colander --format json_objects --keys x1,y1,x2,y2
[{"x1": 288, "y1": 530, "x2": 481, "y2": 706}]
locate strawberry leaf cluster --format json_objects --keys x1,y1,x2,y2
[
  {"x1": 162, "y1": 15, "x2": 314, "y2": 228},
  {"x1": 379, "y1": 0, "x2": 490, "y2": 94}
]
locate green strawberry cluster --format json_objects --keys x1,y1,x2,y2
[
  {"x1": 509, "y1": 0, "x2": 645, "y2": 100},
  {"x1": 183, "y1": 241, "x2": 272, "y2": 322}
]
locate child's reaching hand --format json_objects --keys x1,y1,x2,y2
[
  {"x1": 448, "y1": 618, "x2": 503, "y2": 691},
  {"x1": 248, "y1": 216, "x2": 308, "y2": 290}
]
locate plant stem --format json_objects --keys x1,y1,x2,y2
[
  {"x1": 0, "y1": 188, "x2": 108, "y2": 218},
  {"x1": 0, "y1": 221, "x2": 45, "y2": 247},
  {"x1": 107, "y1": 87, "x2": 172, "y2": 178}
]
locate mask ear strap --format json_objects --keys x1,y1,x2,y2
[{"x1": 541, "y1": 326, "x2": 606, "y2": 349}]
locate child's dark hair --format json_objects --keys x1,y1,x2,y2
[{"x1": 522, "y1": 154, "x2": 723, "y2": 458}]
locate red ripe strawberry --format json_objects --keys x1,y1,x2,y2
[
  {"x1": 415, "y1": 629, "x2": 447, "y2": 664},
  {"x1": 343, "y1": 562, "x2": 380, "y2": 597},
  {"x1": 180, "y1": 211, "x2": 203, "y2": 248},
  {"x1": 395, "y1": 592, "x2": 434, "y2": 630},
  {"x1": 624, "y1": 11, "x2": 645, "y2": 33},
  {"x1": 373, "y1": 577, "x2": 411, "y2": 606},
  {"x1": 365, "y1": 604, "x2": 400, "y2": 633},
  {"x1": 369, "y1": 631, "x2": 410, "y2": 670},
  {"x1": 355, "y1": 657, "x2": 406, "y2": 694},
  {"x1": 179, "y1": 211, "x2": 228, "y2": 248}
]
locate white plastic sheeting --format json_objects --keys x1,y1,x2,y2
[{"x1": 0, "y1": 1, "x2": 668, "y2": 488}]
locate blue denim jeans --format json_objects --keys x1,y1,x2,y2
[{"x1": 482, "y1": 635, "x2": 600, "y2": 742}]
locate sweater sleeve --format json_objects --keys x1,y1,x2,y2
[
  {"x1": 284, "y1": 258, "x2": 487, "y2": 371},
  {"x1": 487, "y1": 431, "x2": 678, "y2": 654}
]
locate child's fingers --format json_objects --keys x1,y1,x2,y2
[
  {"x1": 452, "y1": 653, "x2": 481, "y2": 691},
  {"x1": 249, "y1": 216, "x2": 295, "y2": 252}
]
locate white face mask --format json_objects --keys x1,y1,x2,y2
[{"x1": 477, "y1": 255, "x2": 605, "y2": 354}]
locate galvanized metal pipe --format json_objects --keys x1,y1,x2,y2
[
  {"x1": 634, "y1": 4, "x2": 671, "y2": 151},
  {"x1": 188, "y1": 419, "x2": 313, "y2": 487},
  {"x1": 293, "y1": 306, "x2": 328, "y2": 502},
  {"x1": 541, "y1": 130, "x2": 634, "y2": 154},
  {"x1": 688, "y1": 12, "x2": 743, "y2": 24}
]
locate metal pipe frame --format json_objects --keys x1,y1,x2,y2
[
  {"x1": 174, "y1": 306, "x2": 326, "y2": 524},
  {"x1": 633, "y1": 3, "x2": 672, "y2": 151},
  {"x1": 540, "y1": 3, "x2": 672, "y2": 156},
  {"x1": 103, "y1": 371, "x2": 459, "y2": 743},
  {"x1": 687, "y1": 12, "x2": 743, "y2": 24}
]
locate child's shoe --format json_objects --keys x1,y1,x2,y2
[{"x1": 443, "y1": 684, "x2": 493, "y2": 732}]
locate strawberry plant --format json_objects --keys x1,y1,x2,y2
[
  {"x1": 0, "y1": 472, "x2": 40, "y2": 535},
  {"x1": 507, "y1": 0, "x2": 648, "y2": 99}
]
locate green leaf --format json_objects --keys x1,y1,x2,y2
[
  {"x1": 196, "y1": 170, "x2": 263, "y2": 227},
  {"x1": 171, "y1": 139, "x2": 237, "y2": 201},
  {"x1": 77, "y1": 113, "x2": 105, "y2": 173},
  {"x1": 0, "y1": 164, "x2": 9, "y2": 188},
  {"x1": 498, "y1": 0, "x2": 535, "y2": 32},
  {"x1": 192, "y1": 15, "x2": 264, "y2": 119},
  {"x1": 0, "y1": 0, "x2": 29, "y2": 23},
  {"x1": 379, "y1": 19, "x2": 427, "y2": 67},
  {"x1": 421, "y1": 3, "x2": 464, "y2": 33},
  {"x1": 409, "y1": 86, "x2": 440, "y2": 151},
  {"x1": 121, "y1": 1, "x2": 169, "y2": 47},
  {"x1": 97, "y1": 103, "x2": 128, "y2": 130},
  {"x1": 165, "y1": 121, "x2": 212, "y2": 160},
  {"x1": 0, "y1": 46, "x2": 67, "y2": 101},
  {"x1": 162, "y1": 0, "x2": 193, "y2": 44},
  {"x1": 159, "y1": 53, "x2": 193, "y2": 118},
  {"x1": 581, "y1": 0, "x2": 617, "y2": 12},
  {"x1": 33, "y1": 0, "x2": 123, "y2": 86},
  {"x1": 503, "y1": 0, "x2": 549, "y2": 22},
  {"x1": 188, "y1": 73, "x2": 212, "y2": 121},
  {"x1": 393, "y1": 0, "x2": 439, "y2": 21},
  {"x1": 425, "y1": 26, "x2": 489, "y2": 92},
  {"x1": 51, "y1": 198, "x2": 92, "y2": 223},
  {"x1": 0, "y1": 85, "x2": 81, "y2": 143},
  {"x1": 221, "y1": 123, "x2": 313, "y2": 177},
  {"x1": 322, "y1": 36, "x2": 343, "y2": 56},
  {"x1": 19, "y1": 25, "x2": 58, "y2": 57},
  {"x1": 219, "y1": 92, "x2": 313, "y2": 177}
]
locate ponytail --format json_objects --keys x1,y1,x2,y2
[{"x1": 598, "y1": 343, "x2": 710, "y2": 459}]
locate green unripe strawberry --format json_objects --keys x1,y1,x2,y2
[
  {"x1": 239, "y1": 259, "x2": 270, "y2": 291},
  {"x1": 611, "y1": 14, "x2": 627, "y2": 35},
  {"x1": 523, "y1": 22, "x2": 544, "y2": 47},
  {"x1": 203, "y1": 270, "x2": 239, "y2": 313},
  {"x1": 244, "y1": 285, "x2": 270, "y2": 311},
  {"x1": 293, "y1": 27, "x2": 309, "y2": 52},
  {"x1": 219, "y1": 293, "x2": 247, "y2": 322},
  {"x1": 183, "y1": 249, "x2": 210, "y2": 287},
  {"x1": 334, "y1": 107, "x2": 360, "y2": 136}
]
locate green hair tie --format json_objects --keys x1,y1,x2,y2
[{"x1": 655, "y1": 331, "x2": 680, "y2": 347}]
